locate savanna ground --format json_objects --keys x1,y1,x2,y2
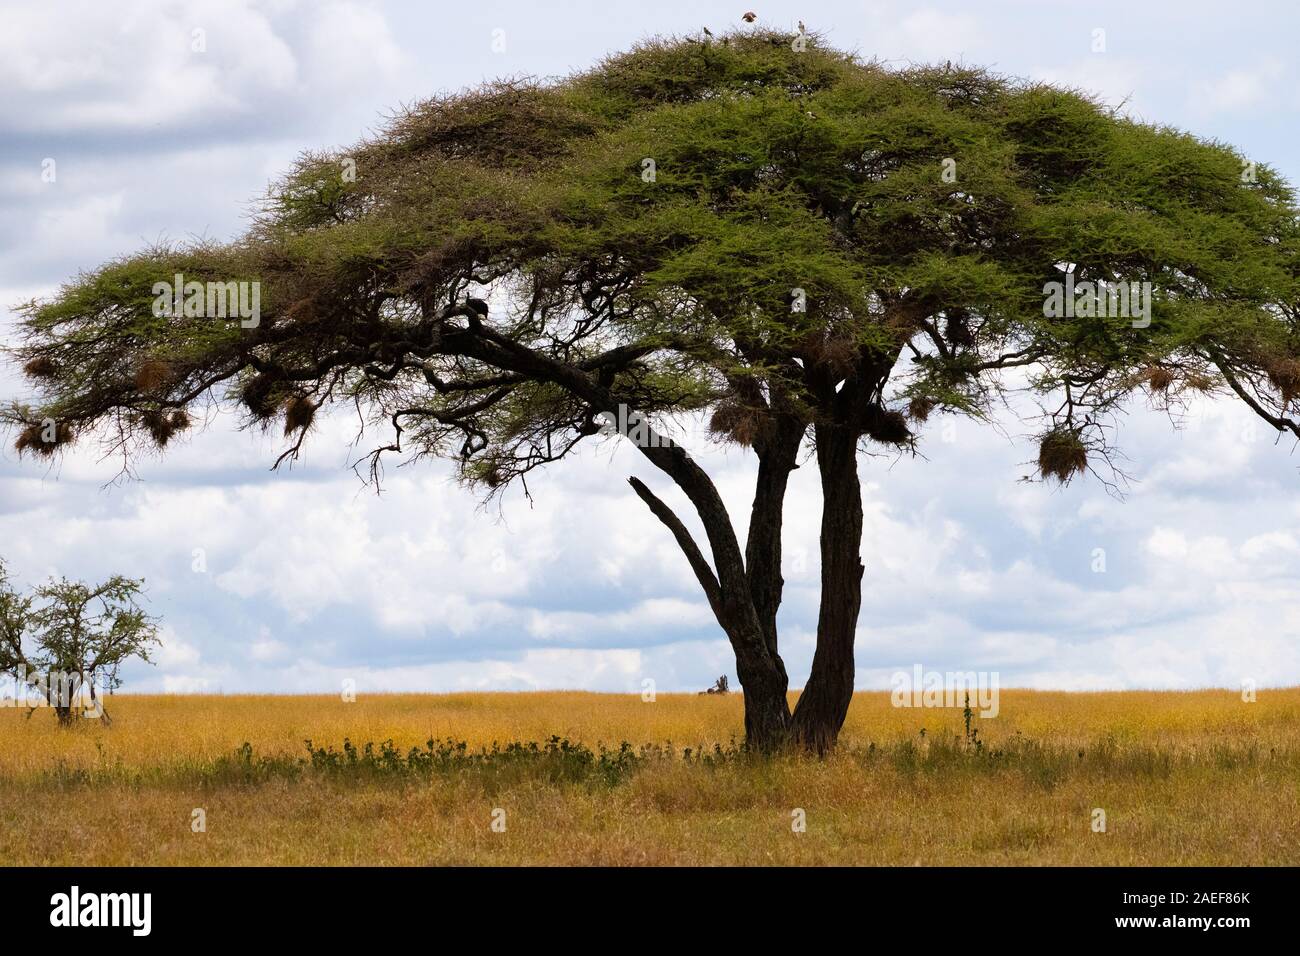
[{"x1": 0, "y1": 689, "x2": 1296, "y2": 865}]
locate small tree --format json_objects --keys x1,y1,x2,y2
[{"x1": 0, "y1": 561, "x2": 158, "y2": 725}]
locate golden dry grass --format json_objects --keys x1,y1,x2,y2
[{"x1": 1, "y1": 689, "x2": 1297, "y2": 865}]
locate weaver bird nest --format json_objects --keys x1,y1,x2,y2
[{"x1": 1036, "y1": 428, "x2": 1089, "y2": 484}]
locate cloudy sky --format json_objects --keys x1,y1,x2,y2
[{"x1": 2, "y1": 0, "x2": 1299, "y2": 696}]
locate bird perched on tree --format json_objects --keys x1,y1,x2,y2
[
  {"x1": 465, "y1": 297, "x2": 489, "y2": 319},
  {"x1": 702, "y1": 25, "x2": 714, "y2": 38},
  {"x1": 798, "y1": 19, "x2": 806, "y2": 33},
  {"x1": 742, "y1": 11, "x2": 757, "y2": 23}
]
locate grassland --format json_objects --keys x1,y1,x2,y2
[{"x1": 1, "y1": 689, "x2": 1297, "y2": 865}]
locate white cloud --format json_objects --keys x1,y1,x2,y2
[
  {"x1": 0, "y1": 0, "x2": 406, "y2": 134},
  {"x1": 155, "y1": 629, "x2": 203, "y2": 669},
  {"x1": 1191, "y1": 60, "x2": 1287, "y2": 115},
  {"x1": 1030, "y1": 56, "x2": 1149, "y2": 117}
]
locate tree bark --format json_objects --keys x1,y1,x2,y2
[
  {"x1": 53, "y1": 678, "x2": 78, "y2": 725},
  {"x1": 744, "y1": 414, "x2": 804, "y2": 682},
  {"x1": 791, "y1": 422, "x2": 865, "y2": 754},
  {"x1": 622, "y1": 431, "x2": 793, "y2": 751},
  {"x1": 88, "y1": 678, "x2": 112, "y2": 726},
  {"x1": 735, "y1": 646, "x2": 791, "y2": 750}
]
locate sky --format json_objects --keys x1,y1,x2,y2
[{"x1": 2, "y1": 0, "x2": 1299, "y2": 696}]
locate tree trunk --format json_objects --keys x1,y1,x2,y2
[
  {"x1": 88, "y1": 679, "x2": 112, "y2": 726},
  {"x1": 791, "y1": 423, "x2": 865, "y2": 754},
  {"x1": 744, "y1": 415, "x2": 803, "y2": 684},
  {"x1": 736, "y1": 411, "x2": 805, "y2": 749},
  {"x1": 734, "y1": 640, "x2": 791, "y2": 751},
  {"x1": 48, "y1": 673, "x2": 79, "y2": 725},
  {"x1": 625, "y1": 442, "x2": 792, "y2": 752}
]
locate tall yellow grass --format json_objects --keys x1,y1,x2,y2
[{"x1": 1, "y1": 689, "x2": 1296, "y2": 865}]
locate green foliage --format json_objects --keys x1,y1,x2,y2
[
  {"x1": 7, "y1": 28, "x2": 1299, "y2": 485},
  {"x1": 302, "y1": 735, "x2": 652, "y2": 787},
  {"x1": 0, "y1": 560, "x2": 158, "y2": 721},
  {"x1": 27, "y1": 732, "x2": 1292, "y2": 795},
  {"x1": 209, "y1": 735, "x2": 722, "y2": 789}
]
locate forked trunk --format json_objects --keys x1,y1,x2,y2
[
  {"x1": 735, "y1": 647, "x2": 791, "y2": 752},
  {"x1": 791, "y1": 423, "x2": 864, "y2": 753},
  {"x1": 737, "y1": 414, "x2": 805, "y2": 749}
]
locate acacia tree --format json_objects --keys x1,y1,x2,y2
[
  {"x1": 0, "y1": 561, "x2": 158, "y2": 724},
  {"x1": 6, "y1": 31, "x2": 1300, "y2": 751}
]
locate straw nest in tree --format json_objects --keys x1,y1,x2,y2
[
  {"x1": 1141, "y1": 366, "x2": 1176, "y2": 393},
  {"x1": 1266, "y1": 357, "x2": 1300, "y2": 407},
  {"x1": 240, "y1": 372, "x2": 282, "y2": 421},
  {"x1": 141, "y1": 408, "x2": 192, "y2": 448},
  {"x1": 1037, "y1": 428, "x2": 1088, "y2": 484},
  {"x1": 708, "y1": 398, "x2": 765, "y2": 447},
  {"x1": 14, "y1": 421, "x2": 74, "y2": 457},
  {"x1": 863, "y1": 405, "x2": 911, "y2": 445},
  {"x1": 802, "y1": 334, "x2": 860, "y2": 377},
  {"x1": 907, "y1": 397, "x2": 936, "y2": 422},
  {"x1": 23, "y1": 356, "x2": 60, "y2": 379},
  {"x1": 283, "y1": 394, "x2": 317, "y2": 435},
  {"x1": 134, "y1": 358, "x2": 174, "y2": 393}
]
